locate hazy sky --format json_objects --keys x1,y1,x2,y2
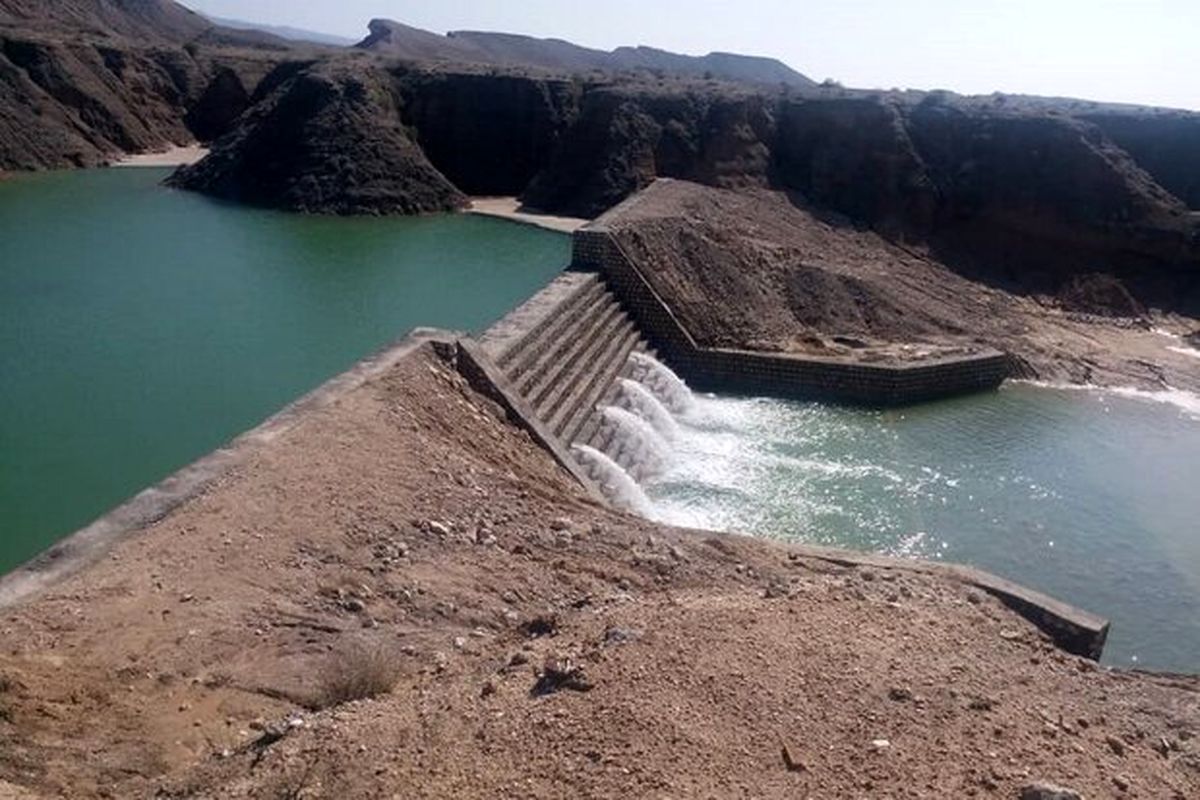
[{"x1": 183, "y1": 1, "x2": 1200, "y2": 110}]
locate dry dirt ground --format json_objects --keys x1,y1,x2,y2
[
  {"x1": 0, "y1": 345, "x2": 1196, "y2": 798},
  {"x1": 603, "y1": 180, "x2": 1200, "y2": 394}
]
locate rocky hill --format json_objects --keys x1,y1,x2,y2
[
  {"x1": 168, "y1": 60, "x2": 467, "y2": 215},
  {"x1": 357, "y1": 18, "x2": 814, "y2": 88},
  {"x1": 0, "y1": 0, "x2": 287, "y2": 47},
  {"x1": 0, "y1": 0, "x2": 304, "y2": 170},
  {"x1": 171, "y1": 59, "x2": 1200, "y2": 312}
]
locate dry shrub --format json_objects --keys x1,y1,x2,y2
[{"x1": 313, "y1": 643, "x2": 398, "y2": 709}]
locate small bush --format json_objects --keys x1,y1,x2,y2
[{"x1": 313, "y1": 644, "x2": 398, "y2": 709}]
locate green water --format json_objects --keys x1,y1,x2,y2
[
  {"x1": 648, "y1": 385, "x2": 1200, "y2": 671},
  {"x1": 0, "y1": 168, "x2": 569, "y2": 573}
]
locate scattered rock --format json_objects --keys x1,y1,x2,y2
[
  {"x1": 1019, "y1": 782, "x2": 1083, "y2": 800},
  {"x1": 1113, "y1": 774, "x2": 1131, "y2": 792},
  {"x1": 531, "y1": 656, "x2": 593, "y2": 697},
  {"x1": 1106, "y1": 734, "x2": 1127, "y2": 757},
  {"x1": 968, "y1": 695, "x2": 998, "y2": 712},
  {"x1": 780, "y1": 742, "x2": 807, "y2": 773},
  {"x1": 888, "y1": 687, "x2": 913, "y2": 702},
  {"x1": 870, "y1": 739, "x2": 891, "y2": 751},
  {"x1": 521, "y1": 614, "x2": 558, "y2": 638},
  {"x1": 550, "y1": 517, "x2": 573, "y2": 532},
  {"x1": 602, "y1": 626, "x2": 642, "y2": 647},
  {"x1": 763, "y1": 581, "x2": 791, "y2": 599}
]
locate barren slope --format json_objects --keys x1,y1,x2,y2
[{"x1": 603, "y1": 180, "x2": 1200, "y2": 390}]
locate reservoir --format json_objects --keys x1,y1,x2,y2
[{"x1": 0, "y1": 167, "x2": 569, "y2": 573}]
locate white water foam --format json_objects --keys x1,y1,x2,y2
[
  {"x1": 1017, "y1": 379, "x2": 1200, "y2": 421},
  {"x1": 628, "y1": 352, "x2": 695, "y2": 414},
  {"x1": 1152, "y1": 327, "x2": 1200, "y2": 361},
  {"x1": 572, "y1": 444, "x2": 651, "y2": 513},
  {"x1": 614, "y1": 378, "x2": 680, "y2": 440},
  {"x1": 598, "y1": 406, "x2": 672, "y2": 481},
  {"x1": 1167, "y1": 346, "x2": 1200, "y2": 361}
]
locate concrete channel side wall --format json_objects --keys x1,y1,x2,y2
[
  {"x1": 572, "y1": 229, "x2": 1011, "y2": 405},
  {"x1": 456, "y1": 338, "x2": 607, "y2": 505}
]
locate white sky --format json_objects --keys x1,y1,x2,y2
[{"x1": 183, "y1": 1, "x2": 1200, "y2": 110}]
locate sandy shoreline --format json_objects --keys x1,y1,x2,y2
[
  {"x1": 467, "y1": 196, "x2": 590, "y2": 233},
  {"x1": 111, "y1": 144, "x2": 208, "y2": 167}
]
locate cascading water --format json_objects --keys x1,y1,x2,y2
[
  {"x1": 571, "y1": 444, "x2": 652, "y2": 512},
  {"x1": 628, "y1": 352, "x2": 695, "y2": 415},
  {"x1": 573, "y1": 352, "x2": 698, "y2": 515},
  {"x1": 614, "y1": 378, "x2": 679, "y2": 440},
  {"x1": 597, "y1": 406, "x2": 671, "y2": 481}
]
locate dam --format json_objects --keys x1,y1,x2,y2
[{"x1": 2, "y1": 171, "x2": 1198, "y2": 671}]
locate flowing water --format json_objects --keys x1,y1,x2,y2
[
  {"x1": 0, "y1": 168, "x2": 569, "y2": 573},
  {"x1": 594, "y1": 355, "x2": 1200, "y2": 672}
]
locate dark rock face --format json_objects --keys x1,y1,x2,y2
[
  {"x1": 185, "y1": 67, "x2": 250, "y2": 142},
  {"x1": 168, "y1": 62, "x2": 466, "y2": 215},
  {"x1": 523, "y1": 86, "x2": 775, "y2": 216},
  {"x1": 170, "y1": 63, "x2": 1199, "y2": 310},
  {"x1": 773, "y1": 96, "x2": 935, "y2": 236},
  {"x1": 1081, "y1": 110, "x2": 1200, "y2": 211},
  {"x1": 0, "y1": 33, "x2": 283, "y2": 169},
  {"x1": 392, "y1": 70, "x2": 580, "y2": 196},
  {"x1": 0, "y1": 0, "x2": 295, "y2": 170}
]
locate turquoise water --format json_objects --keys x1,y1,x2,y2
[
  {"x1": 0, "y1": 168, "x2": 569, "y2": 573},
  {"x1": 648, "y1": 385, "x2": 1200, "y2": 672}
]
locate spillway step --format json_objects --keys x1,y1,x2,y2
[
  {"x1": 494, "y1": 274, "x2": 602, "y2": 371},
  {"x1": 513, "y1": 288, "x2": 616, "y2": 400},
  {"x1": 530, "y1": 301, "x2": 628, "y2": 420},
  {"x1": 554, "y1": 323, "x2": 642, "y2": 442}
]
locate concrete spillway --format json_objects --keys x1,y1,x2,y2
[{"x1": 479, "y1": 271, "x2": 652, "y2": 451}]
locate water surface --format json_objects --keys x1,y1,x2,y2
[{"x1": 0, "y1": 168, "x2": 568, "y2": 573}]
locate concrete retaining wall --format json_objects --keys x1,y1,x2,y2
[{"x1": 573, "y1": 229, "x2": 1011, "y2": 405}]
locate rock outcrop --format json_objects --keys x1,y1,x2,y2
[
  {"x1": 168, "y1": 61, "x2": 466, "y2": 214},
  {"x1": 170, "y1": 62, "x2": 1200, "y2": 310},
  {"x1": 0, "y1": 0, "x2": 309, "y2": 170},
  {"x1": 357, "y1": 18, "x2": 815, "y2": 88},
  {"x1": 522, "y1": 84, "x2": 775, "y2": 216}
]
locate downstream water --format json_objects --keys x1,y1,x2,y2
[
  {"x1": 0, "y1": 168, "x2": 569, "y2": 573},
  {"x1": 645, "y1": 383, "x2": 1200, "y2": 672}
]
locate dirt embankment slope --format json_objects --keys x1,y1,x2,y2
[
  {"x1": 602, "y1": 179, "x2": 1200, "y2": 391},
  {"x1": 0, "y1": 344, "x2": 1196, "y2": 798}
]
